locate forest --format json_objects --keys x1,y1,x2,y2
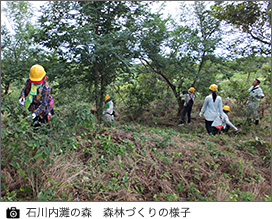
[{"x1": 1, "y1": 1, "x2": 271, "y2": 201}]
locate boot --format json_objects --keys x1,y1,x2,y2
[{"x1": 178, "y1": 122, "x2": 184, "y2": 126}]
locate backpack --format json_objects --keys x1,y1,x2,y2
[
  {"x1": 186, "y1": 93, "x2": 194, "y2": 108},
  {"x1": 187, "y1": 98, "x2": 194, "y2": 108}
]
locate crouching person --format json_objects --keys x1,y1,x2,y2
[
  {"x1": 211, "y1": 105, "x2": 238, "y2": 135},
  {"x1": 19, "y1": 64, "x2": 51, "y2": 133},
  {"x1": 103, "y1": 94, "x2": 114, "y2": 122}
]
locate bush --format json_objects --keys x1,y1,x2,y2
[{"x1": 1, "y1": 93, "x2": 95, "y2": 199}]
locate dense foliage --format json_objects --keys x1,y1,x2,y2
[{"x1": 211, "y1": 1, "x2": 271, "y2": 55}]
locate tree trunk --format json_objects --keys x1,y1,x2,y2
[
  {"x1": 192, "y1": 51, "x2": 206, "y2": 87},
  {"x1": 247, "y1": 72, "x2": 251, "y2": 83},
  {"x1": 140, "y1": 58, "x2": 183, "y2": 119},
  {"x1": 94, "y1": 68, "x2": 102, "y2": 123},
  {"x1": 100, "y1": 75, "x2": 106, "y2": 123},
  {"x1": 157, "y1": 71, "x2": 183, "y2": 118}
]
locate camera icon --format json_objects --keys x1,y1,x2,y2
[{"x1": 6, "y1": 207, "x2": 20, "y2": 218}]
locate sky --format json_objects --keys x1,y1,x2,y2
[
  {"x1": 1, "y1": 1, "x2": 248, "y2": 57},
  {"x1": 1, "y1": 1, "x2": 189, "y2": 37},
  {"x1": 1, "y1": 1, "x2": 46, "y2": 25},
  {"x1": 1, "y1": 1, "x2": 185, "y2": 25}
]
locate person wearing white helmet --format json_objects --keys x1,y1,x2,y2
[
  {"x1": 178, "y1": 87, "x2": 195, "y2": 126},
  {"x1": 212, "y1": 105, "x2": 238, "y2": 135},
  {"x1": 246, "y1": 78, "x2": 264, "y2": 125},
  {"x1": 199, "y1": 84, "x2": 223, "y2": 135}
]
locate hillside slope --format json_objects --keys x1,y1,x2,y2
[{"x1": 1, "y1": 98, "x2": 271, "y2": 201}]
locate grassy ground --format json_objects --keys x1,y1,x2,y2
[{"x1": 2, "y1": 95, "x2": 270, "y2": 201}]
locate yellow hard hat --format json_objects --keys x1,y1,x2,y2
[
  {"x1": 189, "y1": 87, "x2": 195, "y2": 93},
  {"x1": 209, "y1": 84, "x2": 218, "y2": 92},
  {"x1": 105, "y1": 94, "x2": 110, "y2": 101},
  {"x1": 29, "y1": 64, "x2": 46, "y2": 81},
  {"x1": 223, "y1": 105, "x2": 230, "y2": 112}
]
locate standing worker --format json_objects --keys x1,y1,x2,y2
[
  {"x1": 179, "y1": 87, "x2": 195, "y2": 126},
  {"x1": 19, "y1": 64, "x2": 51, "y2": 131},
  {"x1": 199, "y1": 84, "x2": 223, "y2": 135},
  {"x1": 211, "y1": 105, "x2": 238, "y2": 135},
  {"x1": 103, "y1": 94, "x2": 114, "y2": 122},
  {"x1": 246, "y1": 78, "x2": 264, "y2": 125}
]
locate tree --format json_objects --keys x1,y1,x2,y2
[
  {"x1": 134, "y1": 11, "x2": 185, "y2": 118},
  {"x1": 1, "y1": 1, "x2": 38, "y2": 97},
  {"x1": 211, "y1": 1, "x2": 271, "y2": 55},
  {"x1": 177, "y1": 2, "x2": 222, "y2": 89},
  {"x1": 35, "y1": 1, "x2": 152, "y2": 121},
  {"x1": 136, "y1": 1, "x2": 222, "y2": 118}
]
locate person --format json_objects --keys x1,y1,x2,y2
[
  {"x1": 178, "y1": 87, "x2": 195, "y2": 126},
  {"x1": 103, "y1": 94, "x2": 114, "y2": 122},
  {"x1": 211, "y1": 105, "x2": 238, "y2": 135},
  {"x1": 199, "y1": 84, "x2": 223, "y2": 135},
  {"x1": 19, "y1": 64, "x2": 51, "y2": 131},
  {"x1": 246, "y1": 78, "x2": 264, "y2": 125}
]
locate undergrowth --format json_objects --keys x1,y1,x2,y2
[{"x1": 1, "y1": 91, "x2": 271, "y2": 201}]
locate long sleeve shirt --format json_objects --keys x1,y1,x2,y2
[
  {"x1": 212, "y1": 112, "x2": 238, "y2": 131},
  {"x1": 105, "y1": 100, "x2": 114, "y2": 115},
  {"x1": 200, "y1": 94, "x2": 223, "y2": 121},
  {"x1": 19, "y1": 78, "x2": 51, "y2": 117},
  {"x1": 247, "y1": 85, "x2": 264, "y2": 103},
  {"x1": 103, "y1": 99, "x2": 114, "y2": 121}
]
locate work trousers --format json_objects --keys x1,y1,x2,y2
[
  {"x1": 205, "y1": 120, "x2": 213, "y2": 135},
  {"x1": 246, "y1": 101, "x2": 260, "y2": 121},
  {"x1": 181, "y1": 106, "x2": 192, "y2": 124},
  {"x1": 104, "y1": 113, "x2": 114, "y2": 122},
  {"x1": 212, "y1": 125, "x2": 230, "y2": 135},
  {"x1": 32, "y1": 115, "x2": 50, "y2": 135}
]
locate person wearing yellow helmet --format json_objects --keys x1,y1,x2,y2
[
  {"x1": 178, "y1": 87, "x2": 195, "y2": 126},
  {"x1": 211, "y1": 105, "x2": 238, "y2": 135},
  {"x1": 103, "y1": 94, "x2": 114, "y2": 122},
  {"x1": 222, "y1": 105, "x2": 230, "y2": 112},
  {"x1": 199, "y1": 84, "x2": 223, "y2": 134},
  {"x1": 19, "y1": 64, "x2": 52, "y2": 130}
]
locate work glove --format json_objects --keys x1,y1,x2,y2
[
  {"x1": 199, "y1": 112, "x2": 202, "y2": 117},
  {"x1": 27, "y1": 113, "x2": 37, "y2": 120},
  {"x1": 32, "y1": 113, "x2": 37, "y2": 119},
  {"x1": 19, "y1": 97, "x2": 25, "y2": 105},
  {"x1": 234, "y1": 128, "x2": 239, "y2": 135}
]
